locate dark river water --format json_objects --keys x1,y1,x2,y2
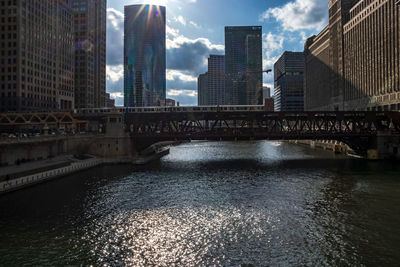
[{"x1": 1, "y1": 141, "x2": 400, "y2": 266}]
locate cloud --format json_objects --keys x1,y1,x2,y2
[
  {"x1": 166, "y1": 26, "x2": 224, "y2": 75},
  {"x1": 189, "y1": 21, "x2": 201, "y2": 29},
  {"x1": 167, "y1": 70, "x2": 197, "y2": 82},
  {"x1": 260, "y1": 0, "x2": 329, "y2": 32},
  {"x1": 106, "y1": 8, "x2": 124, "y2": 66},
  {"x1": 166, "y1": 70, "x2": 197, "y2": 93},
  {"x1": 110, "y1": 92, "x2": 124, "y2": 99},
  {"x1": 167, "y1": 89, "x2": 197, "y2": 106},
  {"x1": 262, "y1": 32, "x2": 284, "y2": 71},
  {"x1": 174, "y1": 15, "x2": 186, "y2": 26},
  {"x1": 106, "y1": 65, "x2": 123, "y2": 83},
  {"x1": 109, "y1": 92, "x2": 124, "y2": 106},
  {"x1": 263, "y1": 32, "x2": 284, "y2": 52},
  {"x1": 168, "y1": 89, "x2": 197, "y2": 97}
]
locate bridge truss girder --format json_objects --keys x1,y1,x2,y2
[
  {"x1": 127, "y1": 111, "x2": 400, "y2": 154},
  {"x1": 0, "y1": 112, "x2": 88, "y2": 129}
]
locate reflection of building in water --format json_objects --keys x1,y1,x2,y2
[{"x1": 305, "y1": 0, "x2": 400, "y2": 111}]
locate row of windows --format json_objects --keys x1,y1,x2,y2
[{"x1": 0, "y1": 16, "x2": 16, "y2": 23}]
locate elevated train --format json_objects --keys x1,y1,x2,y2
[{"x1": 74, "y1": 105, "x2": 268, "y2": 115}]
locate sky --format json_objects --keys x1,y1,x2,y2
[{"x1": 106, "y1": 0, "x2": 330, "y2": 106}]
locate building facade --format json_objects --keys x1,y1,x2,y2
[
  {"x1": 197, "y1": 55, "x2": 225, "y2": 106},
  {"x1": 0, "y1": 0, "x2": 75, "y2": 112},
  {"x1": 343, "y1": 0, "x2": 400, "y2": 110},
  {"x1": 305, "y1": 0, "x2": 400, "y2": 111},
  {"x1": 124, "y1": 5, "x2": 166, "y2": 107},
  {"x1": 304, "y1": 27, "x2": 332, "y2": 110},
  {"x1": 198, "y1": 73, "x2": 209, "y2": 106},
  {"x1": 73, "y1": 0, "x2": 107, "y2": 109},
  {"x1": 164, "y1": 98, "x2": 176, "y2": 107},
  {"x1": 263, "y1": 87, "x2": 271, "y2": 99},
  {"x1": 105, "y1": 93, "x2": 115, "y2": 108},
  {"x1": 274, "y1": 52, "x2": 305, "y2": 111},
  {"x1": 225, "y1": 26, "x2": 263, "y2": 105},
  {"x1": 207, "y1": 55, "x2": 225, "y2": 106}
]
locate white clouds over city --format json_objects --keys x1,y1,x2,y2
[{"x1": 260, "y1": 0, "x2": 329, "y2": 32}]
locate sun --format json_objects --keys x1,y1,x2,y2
[{"x1": 133, "y1": 0, "x2": 169, "y2": 7}]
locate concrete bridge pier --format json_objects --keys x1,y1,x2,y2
[{"x1": 367, "y1": 131, "x2": 400, "y2": 160}]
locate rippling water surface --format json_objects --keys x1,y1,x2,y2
[{"x1": 1, "y1": 141, "x2": 400, "y2": 266}]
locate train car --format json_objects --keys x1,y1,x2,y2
[{"x1": 74, "y1": 105, "x2": 268, "y2": 114}]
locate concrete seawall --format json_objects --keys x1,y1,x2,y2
[
  {"x1": 290, "y1": 140, "x2": 356, "y2": 156},
  {"x1": 0, "y1": 148, "x2": 170, "y2": 195}
]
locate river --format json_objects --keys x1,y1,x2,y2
[{"x1": 0, "y1": 141, "x2": 399, "y2": 266}]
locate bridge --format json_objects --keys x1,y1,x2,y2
[
  {"x1": 1, "y1": 107, "x2": 400, "y2": 158},
  {"x1": 124, "y1": 109, "x2": 400, "y2": 155}
]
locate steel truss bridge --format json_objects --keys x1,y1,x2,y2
[
  {"x1": 0, "y1": 112, "x2": 88, "y2": 130},
  {"x1": 126, "y1": 110, "x2": 400, "y2": 154}
]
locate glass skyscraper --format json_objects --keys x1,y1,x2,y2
[
  {"x1": 124, "y1": 5, "x2": 166, "y2": 107},
  {"x1": 225, "y1": 26, "x2": 263, "y2": 105}
]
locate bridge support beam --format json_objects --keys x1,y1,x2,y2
[{"x1": 367, "y1": 131, "x2": 400, "y2": 160}]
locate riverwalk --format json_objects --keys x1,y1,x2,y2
[{"x1": 0, "y1": 147, "x2": 170, "y2": 195}]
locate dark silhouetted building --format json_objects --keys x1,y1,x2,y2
[
  {"x1": 105, "y1": 93, "x2": 115, "y2": 108},
  {"x1": 304, "y1": 26, "x2": 332, "y2": 111},
  {"x1": 263, "y1": 87, "x2": 271, "y2": 99},
  {"x1": 305, "y1": 0, "x2": 400, "y2": 111},
  {"x1": 208, "y1": 55, "x2": 226, "y2": 105},
  {"x1": 198, "y1": 55, "x2": 225, "y2": 106},
  {"x1": 0, "y1": 0, "x2": 75, "y2": 112},
  {"x1": 225, "y1": 26, "x2": 263, "y2": 105},
  {"x1": 263, "y1": 97, "x2": 274, "y2": 111},
  {"x1": 274, "y1": 52, "x2": 305, "y2": 111},
  {"x1": 73, "y1": 0, "x2": 107, "y2": 109},
  {"x1": 164, "y1": 98, "x2": 176, "y2": 107},
  {"x1": 198, "y1": 73, "x2": 209, "y2": 106},
  {"x1": 124, "y1": 4, "x2": 166, "y2": 107}
]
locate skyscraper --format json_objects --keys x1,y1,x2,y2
[
  {"x1": 124, "y1": 5, "x2": 166, "y2": 107},
  {"x1": 0, "y1": 0, "x2": 75, "y2": 112},
  {"x1": 305, "y1": 0, "x2": 400, "y2": 111},
  {"x1": 198, "y1": 73, "x2": 209, "y2": 106},
  {"x1": 208, "y1": 55, "x2": 226, "y2": 105},
  {"x1": 198, "y1": 55, "x2": 225, "y2": 106},
  {"x1": 274, "y1": 52, "x2": 304, "y2": 111},
  {"x1": 73, "y1": 0, "x2": 107, "y2": 109},
  {"x1": 225, "y1": 26, "x2": 263, "y2": 105}
]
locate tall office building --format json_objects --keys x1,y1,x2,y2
[
  {"x1": 304, "y1": 27, "x2": 331, "y2": 111},
  {"x1": 305, "y1": 0, "x2": 400, "y2": 111},
  {"x1": 198, "y1": 55, "x2": 225, "y2": 106},
  {"x1": 198, "y1": 73, "x2": 209, "y2": 106},
  {"x1": 124, "y1": 5, "x2": 166, "y2": 107},
  {"x1": 274, "y1": 52, "x2": 305, "y2": 111},
  {"x1": 0, "y1": 0, "x2": 75, "y2": 112},
  {"x1": 263, "y1": 87, "x2": 271, "y2": 99},
  {"x1": 225, "y1": 26, "x2": 263, "y2": 105},
  {"x1": 208, "y1": 55, "x2": 225, "y2": 105},
  {"x1": 343, "y1": 0, "x2": 400, "y2": 110},
  {"x1": 73, "y1": 0, "x2": 107, "y2": 109}
]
